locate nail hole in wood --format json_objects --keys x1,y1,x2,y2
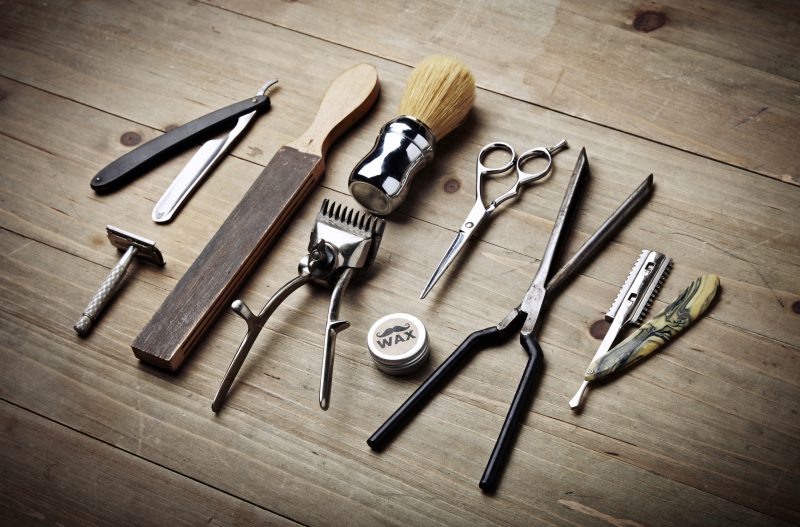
[
  {"x1": 444, "y1": 178, "x2": 460, "y2": 193},
  {"x1": 120, "y1": 131, "x2": 141, "y2": 146}
]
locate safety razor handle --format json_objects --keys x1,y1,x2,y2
[{"x1": 74, "y1": 246, "x2": 137, "y2": 336}]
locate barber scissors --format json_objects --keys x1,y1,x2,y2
[
  {"x1": 420, "y1": 139, "x2": 569, "y2": 299},
  {"x1": 369, "y1": 150, "x2": 655, "y2": 492}
]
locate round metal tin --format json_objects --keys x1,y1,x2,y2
[{"x1": 367, "y1": 313, "x2": 429, "y2": 374}]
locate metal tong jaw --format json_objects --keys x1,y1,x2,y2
[{"x1": 211, "y1": 199, "x2": 385, "y2": 413}]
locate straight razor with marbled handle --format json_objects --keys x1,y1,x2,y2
[
  {"x1": 569, "y1": 249, "x2": 671, "y2": 410},
  {"x1": 585, "y1": 274, "x2": 720, "y2": 381}
]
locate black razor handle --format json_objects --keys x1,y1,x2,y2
[{"x1": 91, "y1": 94, "x2": 270, "y2": 193}]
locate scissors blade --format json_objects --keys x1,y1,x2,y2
[
  {"x1": 420, "y1": 200, "x2": 490, "y2": 299},
  {"x1": 420, "y1": 230, "x2": 470, "y2": 299}
]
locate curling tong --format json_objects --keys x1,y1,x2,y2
[
  {"x1": 568, "y1": 249, "x2": 672, "y2": 410},
  {"x1": 369, "y1": 150, "x2": 654, "y2": 493},
  {"x1": 212, "y1": 199, "x2": 386, "y2": 412},
  {"x1": 421, "y1": 139, "x2": 568, "y2": 299},
  {"x1": 91, "y1": 80, "x2": 277, "y2": 223}
]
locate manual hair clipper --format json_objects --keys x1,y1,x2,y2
[
  {"x1": 569, "y1": 249, "x2": 672, "y2": 410},
  {"x1": 211, "y1": 199, "x2": 386, "y2": 412}
]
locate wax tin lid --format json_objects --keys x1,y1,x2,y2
[{"x1": 367, "y1": 313, "x2": 429, "y2": 375}]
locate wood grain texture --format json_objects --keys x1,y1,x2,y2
[
  {"x1": 1, "y1": 233, "x2": 793, "y2": 526},
  {"x1": 0, "y1": 0, "x2": 798, "y2": 526},
  {"x1": 0, "y1": 401, "x2": 297, "y2": 526},
  {"x1": 210, "y1": 0, "x2": 800, "y2": 184}
]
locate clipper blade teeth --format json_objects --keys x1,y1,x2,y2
[{"x1": 318, "y1": 199, "x2": 385, "y2": 236}]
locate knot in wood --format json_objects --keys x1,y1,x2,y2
[
  {"x1": 589, "y1": 319, "x2": 610, "y2": 340},
  {"x1": 444, "y1": 178, "x2": 461, "y2": 193},
  {"x1": 633, "y1": 10, "x2": 667, "y2": 32},
  {"x1": 119, "y1": 131, "x2": 141, "y2": 146}
]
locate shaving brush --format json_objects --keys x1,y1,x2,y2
[{"x1": 349, "y1": 56, "x2": 475, "y2": 214}]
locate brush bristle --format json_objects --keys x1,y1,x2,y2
[{"x1": 398, "y1": 56, "x2": 475, "y2": 140}]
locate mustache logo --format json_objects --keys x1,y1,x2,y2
[{"x1": 376, "y1": 323, "x2": 411, "y2": 338}]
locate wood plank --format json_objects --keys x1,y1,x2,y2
[
  {"x1": 0, "y1": 226, "x2": 794, "y2": 526},
  {"x1": 1, "y1": 36, "x2": 797, "y2": 347},
  {"x1": 0, "y1": 1, "x2": 799, "y2": 525},
  {"x1": 2, "y1": 0, "x2": 799, "y2": 186},
  {"x1": 208, "y1": 0, "x2": 800, "y2": 184},
  {"x1": 4, "y1": 73, "x2": 797, "y2": 520},
  {"x1": 0, "y1": 401, "x2": 297, "y2": 526}
]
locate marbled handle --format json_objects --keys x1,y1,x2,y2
[{"x1": 585, "y1": 274, "x2": 720, "y2": 381}]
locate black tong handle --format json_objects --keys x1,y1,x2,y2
[
  {"x1": 91, "y1": 94, "x2": 270, "y2": 193},
  {"x1": 367, "y1": 324, "x2": 508, "y2": 449},
  {"x1": 368, "y1": 310, "x2": 536, "y2": 492},
  {"x1": 480, "y1": 332, "x2": 543, "y2": 492}
]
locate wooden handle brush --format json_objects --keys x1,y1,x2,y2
[{"x1": 349, "y1": 55, "x2": 475, "y2": 215}]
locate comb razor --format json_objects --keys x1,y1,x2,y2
[
  {"x1": 585, "y1": 274, "x2": 719, "y2": 381},
  {"x1": 212, "y1": 199, "x2": 386, "y2": 412},
  {"x1": 569, "y1": 249, "x2": 671, "y2": 410}
]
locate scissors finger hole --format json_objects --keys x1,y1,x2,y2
[
  {"x1": 517, "y1": 149, "x2": 553, "y2": 182},
  {"x1": 478, "y1": 142, "x2": 515, "y2": 174}
]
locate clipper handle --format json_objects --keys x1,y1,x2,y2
[
  {"x1": 211, "y1": 273, "x2": 314, "y2": 412},
  {"x1": 319, "y1": 268, "x2": 355, "y2": 410}
]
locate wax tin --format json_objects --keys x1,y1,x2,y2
[{"x1": 367, "y1": 313, "x2": 429, "y2": 374}]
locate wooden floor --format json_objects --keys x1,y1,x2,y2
[{"x1": 1, "y1": 1, "x2": 798, "y2": 525}]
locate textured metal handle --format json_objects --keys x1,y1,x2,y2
[{"x1": 74, "y1": 246, "x2": 137, "y2": 336}]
